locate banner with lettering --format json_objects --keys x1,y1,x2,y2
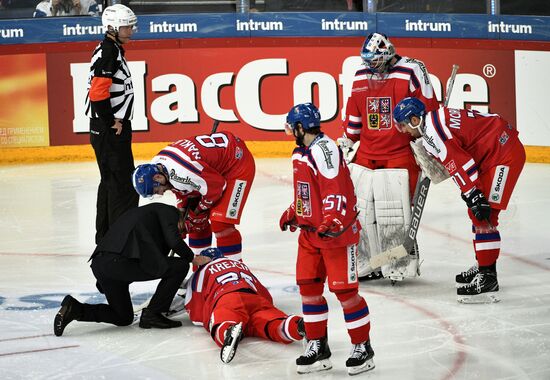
[
  {"x1": 43, "y1": 38, "x2": 516, "y2": 146},
  {"x1": 1, "y1": 13, "x2": 549, "y2": 45}
]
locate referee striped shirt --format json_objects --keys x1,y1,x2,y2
[{"x1": 85, "y1": 37, "x2": 134, "y2": 123}]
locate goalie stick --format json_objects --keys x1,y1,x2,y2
[
  {"x1": 370, "y1": 64, "x2": 460, "y2": 268},
  {"x1": 290, "y1": 211, "x2": 359, "y2": 238},
  {"x1": 369, "y1": 175, "x2": 430, "y2": 268}
]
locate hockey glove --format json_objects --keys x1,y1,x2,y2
[
  {"x1": 279, "y1": 205, "x2": 297, "y2": 232},
  {"x1": 317, "y1": 213, "x2": 344, "y2": 237},
  {"x1": 461, "y1": 188, "x2": 491, "y2": 222},
  {"x1": 185, "y1": 208, "x2": 210, "y2": 233}
]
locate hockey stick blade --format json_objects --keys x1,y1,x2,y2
[
  {"x1": 369, "y1": 245, "x2": 408, "y2": 269},
  {"x1": 369, "y1": 176, "x2": 431, "y2": 268}
]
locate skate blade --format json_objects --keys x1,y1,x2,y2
[
  {"x1": 297, "y1": 359, "x2": 332, "y2": 374},
  {"x1": 457, "y1": 292, "x2": 500, "y2": 304},
  {"x1": 348, "y1": 359, "x2": 375, "y2": 376},
  {"x1": 220, "y1": 323, "x2": 243, "y2": 363}
]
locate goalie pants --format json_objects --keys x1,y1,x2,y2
[
  {"x1": 210, "y1": 290, "x2": 301, "y2": 347},
  {"x1": 90, "y1": 118, "x2": 139, "y2": 245},
  {"x1": 355, "y1": 150, "x2": 420, "y2": 199}
]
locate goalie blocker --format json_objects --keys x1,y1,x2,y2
[{"x1": 348, "y1": 164, "x2": 420, "y2": 282}]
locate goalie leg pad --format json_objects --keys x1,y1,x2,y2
[
  {"x1": 348, "y1": 164, "x2": 380, "y2": 276},
  {"x1": 369, "y1": 169, "x2": 419, "y2": 281}
]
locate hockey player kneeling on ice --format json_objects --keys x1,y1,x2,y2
[
  {"x1": 280, "y1": 103, "x2": 374, "y2": 376},
  {"x1": 393, "y1": 97, "x2": 526, "y2": 303},
  {"x1": 184, "y1": 248, "x2": 304, "y2": 364},
  {"x1": 347, "y1": 163, "x2": 420, "y2": 282}
]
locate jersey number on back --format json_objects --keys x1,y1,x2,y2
[{"x1": 196, "y1": 133, "x2": 229, "y2": 148}]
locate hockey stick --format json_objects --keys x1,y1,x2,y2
[
  {"x1": 133, "y1": 206, "x2": 191, "y2": 315},
  {"x1": 369, "y1": 65, "x2": 460, "y2": 269},
  {"x1": 211, "y1": 120, "x2": 220, "y2": 134},
  {"x1": 445, "y1": 64, "x2": 459, "y2": 108},
  {"x1": 290, "y1": 211, "x2": 359, "y2": 238}
]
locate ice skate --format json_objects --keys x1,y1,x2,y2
[
  {"x1": 296, "y1": 337, "x2": 332, "y2": 374},
  {"x1": 220, "y1": 322, "x2": 243, "y2": 363},
  {"x1": 457, "y1": 270, "x2": 500, "y2": 304},
  {"x1": 346, "y1": 340, "x2": 375, "y2": 376},
  {"x1": 455, "y1": 265, "x2": 479, "y2": 286}
]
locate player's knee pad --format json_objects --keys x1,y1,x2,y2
[
  {"x1": 211, "y1": 221, "x2": 242, "y2": 259},
  {"x1": 298, "y1": 281, "x2": 324, "y2": 299},
  {"x1": 333, "y1": 288, "x2": 362, "y2": 308},
  {"x1": 211, "y1": 221, "x2": 236, "y2": 235}
]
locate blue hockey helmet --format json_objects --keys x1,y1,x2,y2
[
  {"x1": 285, "y1": 103, "x2": 321, "y2": 135},
  {"x1": 200, "y1": 248, "x2": 224, "y2": 261},
  {"x1": 393, "y1": 97, "x2": 426, "y2": 133},
  {"x1": 360, "y1": 33, "x2": 396, "y2": 73},
  {"x1": 132, "y1": 164, "x2": 164, "y2": 198}
]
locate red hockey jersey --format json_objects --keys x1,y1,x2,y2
[
  {"x1": 184, "y1": 258, "x2": 273, "y2": 329},
  {"x1": 151, "y1": 131, "x2": 250, "y2": 206},
  {"x1": 291, "y1": 133, "x2": 361, "y2": 248},
  {"x1": 421, "y1": 107, "x2": 520, "y2": 195},
  {"x1": 343, "y1": 56, "x2": 439, "y2": 161}
]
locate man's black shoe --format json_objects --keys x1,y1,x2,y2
[
  {"x1": 139, "y1": 308, "x2": 182, "y2": 329},
  {"x1": 54, "y1": 295, "x2": 83, "y2": 337}
]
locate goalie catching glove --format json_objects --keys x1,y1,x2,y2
[
  {"x1": 317, "y1": 213, "x2": 344, "y2": 237},
  {"x1": 279, "y1": 205, "x2": 297, "y2": 232},
  {"x1": 461, "y1": 188, "x2": 491, "y2": 222}
]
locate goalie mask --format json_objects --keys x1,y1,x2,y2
[
  {"x1": 360, "y1": 33, "x2": 396, "y2": 73},
  {"x1": 285, "y1": 103, "x2": 321, "y2": 147},
  {"x1": 102, "y1": 4, "x2": 137, "y2": 35},
  {"x1": 393, "y1": 97, "x2": 426, "y2": 135},
  {"x1": 132, "y1": 164, "x2": 165, "y2": 198}
]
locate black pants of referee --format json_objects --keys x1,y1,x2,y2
[
  {"x1": 90, "y1": 118, "x2": 139, "y2": 244},
  {"x1": 80, "y1": 252, "x2": 190, "y2": 326}
]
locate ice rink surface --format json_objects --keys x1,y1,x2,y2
[{"x1": 0, "y1": 158, "x2": 549, "y2": 380}]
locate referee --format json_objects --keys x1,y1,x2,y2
[{"x1": 86, "y1": 4, "x2": 139, "y2": 244}]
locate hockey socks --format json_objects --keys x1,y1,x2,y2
[{"x1": 301, "y1": 297, "x2": 328, "y2": 340}]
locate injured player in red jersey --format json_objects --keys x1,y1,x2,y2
[{"x1": 184, "y1": 248, "x2": 304, "y2": 363}]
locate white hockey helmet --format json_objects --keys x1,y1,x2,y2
[
  {"x1": 360, "y1": 33, "x2": 396, "y2": 73},
  {"x1": 102, "y1": 4, "x2": 137, "y2": 33}
]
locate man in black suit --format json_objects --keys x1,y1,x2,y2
[{"x1": 54, "y1": 202, "x2": 211, "y2": 336}]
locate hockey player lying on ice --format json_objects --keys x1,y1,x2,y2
[{"x1": 184, "y1": 248, "x2": 304, "y2": 363}]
